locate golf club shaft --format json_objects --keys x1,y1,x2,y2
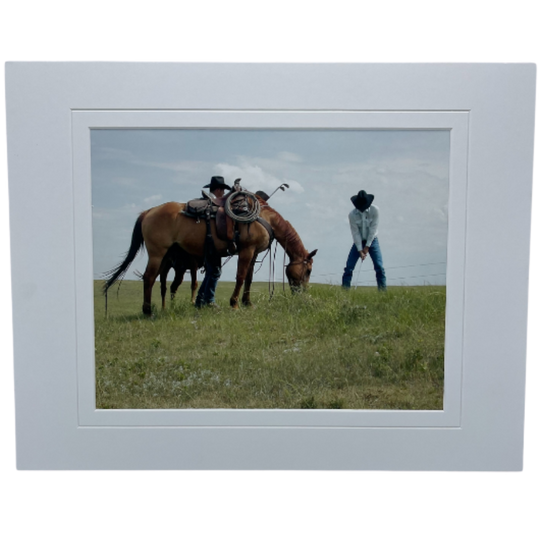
[{"x1": 268, "y1": 183, "x2": 288, "y2": 199}]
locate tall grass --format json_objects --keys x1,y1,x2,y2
[{"x1": 95, "y1": 281, "x2": 445, "y2": 410}]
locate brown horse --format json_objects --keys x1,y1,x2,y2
[
  {"x1": 159, "y1": 243, "x2": 202, "y2": 307},
  {"x1": 104, "y1": 197, "x2": 317, "y2": 314}
]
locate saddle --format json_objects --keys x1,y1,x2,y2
[
  {"x1": 183, "y1": 196, "x2": 218, "y2": 221},
  {"x1": 182, "y1": 188, "x2": 273, "y2": 256}
]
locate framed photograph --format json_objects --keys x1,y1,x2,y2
[{"x1": 6, "y1": 63, "x2": 535, "y2": 469}]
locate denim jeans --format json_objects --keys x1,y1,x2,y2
[
  {"x1": 195, "y1": 258, "x2": 222, "y2": 306},
  {"x1": 342, "y1": 237, "x2": 387, "y2": 290}
]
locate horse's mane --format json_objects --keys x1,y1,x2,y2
[{"x1": 260, "y1": 203, "x2": 307, "y2": 259}]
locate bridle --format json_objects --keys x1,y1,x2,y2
[
  {"x1": 285, "y1": 258, "x2": 311, "y2": 285},
  {"x1": 286, "y1": 259, "x2": 309, "y2": 268}
]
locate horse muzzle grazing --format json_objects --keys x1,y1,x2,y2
[{"x1": 286, "y1": 249, "x2": 318, "y2": 292}]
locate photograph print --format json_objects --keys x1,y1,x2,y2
[{"x1": 92, "y1": 128, "x2": 449, "y2": 410}]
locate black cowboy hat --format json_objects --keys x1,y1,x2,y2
[
  {"x1": 351, "y1": 190, "x2": 375, "y2": 212},
  {"x1": 255, "y1": 190, "x2": 270, "y2": 201},
  {"x1": 204, "y1": 176, "x2": 232, "y2": 191}
]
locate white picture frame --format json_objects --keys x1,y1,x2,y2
[{"x1": 6, "y1": 63, "x2": 535, "y2": 470}]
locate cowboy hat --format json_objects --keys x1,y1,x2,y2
[
  {"x1": 351, "y1": 190, "x2": 374, "y2": 212},
  {"x1": 204, "y1": 176, "x2": 231, "y2": 191}
]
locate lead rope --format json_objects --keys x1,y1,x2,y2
[
  {"x1": 269, "y1": 241, "x2": 278, "y2": 300},
  {"x1": 253, "y1": 239, "x2": 277, "y2": 300},
  {"x1": 282, "y1": 238, "x2": 288, "y2": 293},
  {"x1": 268, "y1": 246, "x2": 272, "y2": 299}
]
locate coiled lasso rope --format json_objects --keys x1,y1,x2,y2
[{"x1": 224, "y1": 191, "x2": 261, "y2": 223}]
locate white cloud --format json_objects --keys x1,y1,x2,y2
[{"x1": 215, "y1": 159, "x2": 304, "y2": 194}]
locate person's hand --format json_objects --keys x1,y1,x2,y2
[{"x1": 359, "y1": 248, "x2": 367, "y2": 261}]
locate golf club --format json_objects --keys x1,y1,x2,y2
[
  {"x1": 267, "y1": 183, "x2": 290, "y2": 199},
  {"x1": 354, "y1": 258, "x2": 364, "y2": 288}
]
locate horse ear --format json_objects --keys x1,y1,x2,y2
[{"x1": 308, "y1": 249, "x2": 318, "y2": 259}]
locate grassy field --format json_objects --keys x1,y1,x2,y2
[{"x1": 94, "y1": 280, "x2": 445, "y2": 410}]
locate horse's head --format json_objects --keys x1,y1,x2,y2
[{"x1": 286, "y1": 249, "x2": 318, "y2": 292}]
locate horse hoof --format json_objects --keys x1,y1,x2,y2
[{"x1": 142, "y1": 304, "x2": 152, "y2": 316}]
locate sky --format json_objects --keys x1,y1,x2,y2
[{"x1": 91, "y1": 129, "x2": 449, "y2": 287}]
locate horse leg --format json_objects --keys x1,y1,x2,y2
[
  {"x1": 230, "y1": 248, "x2": 256, "y2": 309},
  {"x1": 170, "y1": 268, "x2": 185, "y2": 301},
  {"x1": 143, "y1": 256, "x2": 163, "y2": 315},
  {"x1": 160, "y1": 267, "x2": 168, "y2": 309},
  {"x1": 241, "y1": 254, "x2": 257, "y2": 307},
  {"x1": 189, "y1": 267, "x2": 198, "y2": 304}
]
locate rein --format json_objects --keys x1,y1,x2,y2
[
  {"x1": 280, "y1": 238, "x2": 309, "y2": 292},
  {"x1": 282, "y1": 239, "x2": 287, "y2": 292}
]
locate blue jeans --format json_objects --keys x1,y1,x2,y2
[
  {"x1": 195, "y1": 258, "x2": 222, "y2": 306},
  {"x1": 342, "y1": 237, "x2": 387, "y2": 290}
]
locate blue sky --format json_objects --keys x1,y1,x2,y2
[{"x1": 91, "y1": 129, "x2": 449, "y2": 286}]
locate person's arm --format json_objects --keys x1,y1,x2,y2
[
  {"x1": 365, "y1": 206, "x2": 379, "y2": 248},
  {"x1": 349, "y1": 211, "x2": 363, "y2": 252}
]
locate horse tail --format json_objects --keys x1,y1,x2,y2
[{"x1": 102, "y1": 211, "x2": 147, "y2": 303}]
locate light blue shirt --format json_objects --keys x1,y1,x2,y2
[{"x1": 348, "y1": 205, "x2": 380, "y2": 250}]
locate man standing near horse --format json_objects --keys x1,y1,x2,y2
[
  {"x1": 342, "y1": 189, "x2": 387, "y2": 291},
  {"x1": 195, "y1": 176, "x2": 232, "y2": 308}
]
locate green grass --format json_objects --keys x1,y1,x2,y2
[{"x1": 95, "y1": 280, "x2": 445, "y2": 410}]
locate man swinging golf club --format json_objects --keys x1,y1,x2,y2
[{"x1": 342, "y1": 189, "x2": 387, "y2": 291}]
